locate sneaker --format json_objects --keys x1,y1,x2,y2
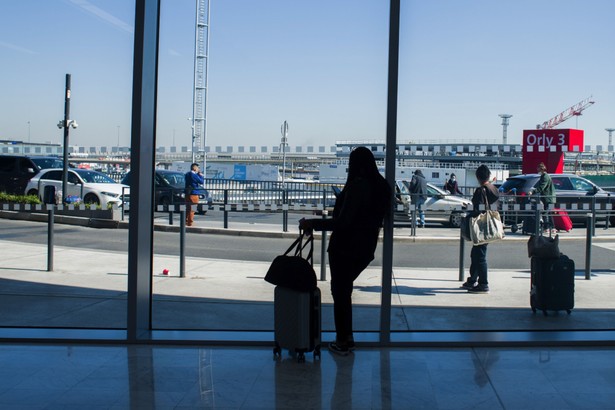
[
  {"x1": 460, "y1": 278, "x2": 477, "y2": 290},
  {"x1": 329, "y1": 342, "x2": 350, "y2": 356},
  {"x1": 467, "y1": 284, "x2": 489, "y2": 293}
]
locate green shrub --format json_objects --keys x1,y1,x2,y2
[{"x1": 0, "y1": 192, "x2": 42, "y2": 205}]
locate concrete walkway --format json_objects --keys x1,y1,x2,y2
[{"x1": 1, "y1": 215, "x2": 614, "y2": 333}]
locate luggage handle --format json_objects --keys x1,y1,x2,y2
[{"x1": 283, "y1": 230, "x2": 314, "y2": 266}]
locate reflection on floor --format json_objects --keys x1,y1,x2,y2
[{"x1": 0, "y1": 344, "x2": 614, "y2": 409}]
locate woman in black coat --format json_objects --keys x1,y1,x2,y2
[{"x1": 300, "y1": 147, "x2": 390, "y2": 355}]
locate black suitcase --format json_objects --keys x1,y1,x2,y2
[
  {"x1": 273, "y1": 286, "x2": 321, "y2": 362},
  {"x1": 522, "y1": 214, "x2": 541, "y2": 235},
  {"x1": 530, "y1": 254, "x2": 575, "y2": 315}
]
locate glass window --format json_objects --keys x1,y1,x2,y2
[
  {"x1": 571, "y1": 177, "x2": 595, "y2": 192},
  {"x1": 551, "y1": 177, "x2": 573, "y2": 191},
  {"x1": 42, "y1": 170, "x2": 62, "y2": 181}
]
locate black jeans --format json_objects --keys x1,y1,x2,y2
[
  {"x1": 541, "y1": 199, "x2": 554, "y2": 230},
  {"x1": 469, "y1": 244, "x2": 488, "y2": 285},
  {"x1": 328, "y1": 254, "x2": 369, "y2": 344}
]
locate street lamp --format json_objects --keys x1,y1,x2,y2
[
  {"x1": 117, "y1": 125, "x2": 120, "y2": 148},
  {"x1": 56, "y1": 74, "x2": 78, "y2": 204},
  {"x1": 27, "y1": 121, "x2": 31, "y2": 142}
]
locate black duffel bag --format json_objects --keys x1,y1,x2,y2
[{"x1": 264, "y1": 232, "x2": 317, "y2": 292}]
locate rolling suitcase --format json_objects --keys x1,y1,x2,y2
[
  {"x1": 273, "y1": 286, "x2": 321, "y2": 362},
  {"x1": 530, "y1": 254, "x2": 575, "y2": 315},
  {"x1": 522, "y1": 214, "x2": 541, "y2": 235},
  {"x1": 552, "y1": 208, "x2": 573, "y2": 232}
]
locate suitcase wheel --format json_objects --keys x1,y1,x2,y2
[
  {"x1": 567, "y1": 309, "x2": 572, "y2": 315},
  {"x1": 297, "y1": 352, "x2": 306, "y2": 363},
  {"x1": 531, "y1": 307, "x2": 536, "y2": 314},
  {"x1": 542, "y1": 310, "x2": 548, "y2": 316},
  {"x1": 273, "y1": 343, "x2": 281, "y2": 359},
  {"x1": 314, "y1": 345, "x2": 321, "y2": 360}
]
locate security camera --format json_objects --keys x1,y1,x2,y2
[
  {"x1": 57, "y1": 120, "x2": 64, "y2": 129},
  {"x1": 70, "y1": 120, "x2": 78, "y2": 129}
]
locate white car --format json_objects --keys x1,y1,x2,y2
[
  {"x1": 395, "y1": 181, "x2": 472, "y2": 227},
  {"x1": 25, "y1": 168, "x2": 129, "y2": 208}
]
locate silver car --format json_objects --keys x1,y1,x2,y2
[{"x1": 395, "y1": 180, "x2": 472, "y2": 227}]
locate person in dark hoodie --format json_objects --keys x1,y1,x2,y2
[
  {"x1": 409, "y1": 169, "x2": 428, "y2": 227},
  {"x1": 460, "y1": 164, "x2": 500, "y2": 293},
  {"x1": 300, "y1": 147, "x2": 390, "y2": 355},
  {"x1": 445, "y1": 173, "x2": 463, "y2": 196}
]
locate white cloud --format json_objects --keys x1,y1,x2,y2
[
  {"x1": 168, "y1": 49, "x2": 182, "y2": 57},
  {"x1": 67, "y1": 0, "x2": 134, "y2": 34},
  {"x1": 0, "y1": 41, "x2": 36, "y2": 55}
]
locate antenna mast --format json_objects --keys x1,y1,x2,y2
[{"x1": 191, "y1": 0, "x2": 211, "y2": 168}]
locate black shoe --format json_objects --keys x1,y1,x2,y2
[
  {"x1": 460, "y1": 278, "x2": 477, "y2": 290},
  {"x1": 329, "y1": 342, "x2": 350, "y2": 356},
  {"x1": 468, "y1": 284, "x2": 489, "y2": 293}
]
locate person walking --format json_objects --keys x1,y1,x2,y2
[
  {"x1": 461, "y1": 164, "x2": 500, "y2": 293},
  {"x1": 530, "y1": 162, "x2": 556, "y2": 233},
  {"x1": 445, "y1": 173, "x2": 463, "y2": 196},
  {"x1": 409, "y1": 169, "x2": 428, "y2": 227},
  {"x1": 184, "y1": 163, "x2": 204, "y2": 227},
  {"x1": 299, "y1": 147, "x2": 390, "y2": 355}
]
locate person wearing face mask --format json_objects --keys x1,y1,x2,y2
[{"x1": 445, "y1": 173, "x2": 463, "y2": 196}]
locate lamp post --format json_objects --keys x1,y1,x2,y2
[
  {"x1": 27, "y1": 121, "x2": 31, "y2": 142},
  {"x1": 280, "y1": 121, "x2": 289, "y2": 185},
  {"x1": 56, "y1": 74, "x2": 78, "y2": 204},
  {"x1": 117, "y1": 125, "x2": 120, "y2": 149}
]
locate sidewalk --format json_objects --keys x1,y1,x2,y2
[{"x1": 1, "y1": 216, "x2": 615, "y2": 332}]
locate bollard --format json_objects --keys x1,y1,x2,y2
[
  {"x1": 169, "y1": 209, "x2": 174, "y2": 225},
  {"x1": 534, "y1": 206, "x2": 541, "y2": 236},
  {"x1": 282, "y1": 190, "x2": 288, "y2": 233},
  {"x1": 410, "y1": 208, "x2": 416, "y2": 237},
  {"x1": 180, "y1": 210, "x2": 186, "y2": 278},
  {"x1": 458, "y1": 226, "x2": 465, "y2": 281},
  {"x1": 223, "y1": 189, "x2": 229, "y2": 229},
  {"x1": 585, "y1": 214, "x2": 592, "y2": 280},
  {"x1": 47, "y1": 206, "x2": 54, "y2": 272},
  {"x1": 320, "y1": 210, "x2": 328, "y2": 281}
]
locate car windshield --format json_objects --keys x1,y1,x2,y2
[
  {"x1": 501, "y1": 178, "x2": 534, "y2": 193},
  {"x1": 161, "y1": 172, "x2": 185, "y2": 188},
  {"x1": 31, "y1": 157, "x2": 64, "y2": 169},
  {"x1": 75, "y1": 170, "x2": 116, "y2": 184}
]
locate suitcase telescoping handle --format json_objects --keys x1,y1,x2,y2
[{"x1": 283, "y1": 230, "x2": 314, "y2": 266}]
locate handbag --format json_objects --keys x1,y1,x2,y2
[
  {"x1": 527, "y1": 234, "x2": 560, "y2": 259},
  {"x1": 460, "y1": 214, "x2": 472, "y2": 241},
  {"x1": 469, "y1": 188, "x2": 505, "y2": 245},
  {"x1": 264, "y1": 232, "x2": 317, "y2": 292}
]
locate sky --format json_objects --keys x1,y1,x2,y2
[{"x1": 1, "y1": 0, "x2": 614, "y2": 150}]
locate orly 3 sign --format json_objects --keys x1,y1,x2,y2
[{"x1": 522, "y1": 129, "x2": 584, "y2": 153}]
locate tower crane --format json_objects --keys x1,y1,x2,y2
[{"x1": 536, "y1": 96, "x2": 595, "y2": 129}]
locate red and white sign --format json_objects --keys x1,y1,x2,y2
[{"x1": 522, "y1": 129, "x2": 584, "y2": 174}]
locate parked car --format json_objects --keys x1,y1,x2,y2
[
  {"x1": 0, "y1": 155, "x2": 71, "y2": 195},
  {"x1": 121, "y1": 169, "x2": 212, "y2": 210},
  {"x1": 499, "y1": 173, "x2": 615, "y2": 227},
  {"x1": 395, "y1": 180, "x2": 472, "y2": 227},
  {"x1": 25, "y1": 168, "x2": 129, "y2": 208}
]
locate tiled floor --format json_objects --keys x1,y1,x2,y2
[{"x1": 0, "y1": 344, "x2": 614, "y2": 409}]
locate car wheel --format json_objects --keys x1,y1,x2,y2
[
  {"x1": 449, "y1": 212, "x2": 463, "y2": 228},
  {"x1": 83, "y1": 193, "x2": 100, "y2": 206},
  {"x1": 27, "y1": 189, "x2": 38, "y2": 197}
]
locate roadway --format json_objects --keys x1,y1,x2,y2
[{"x1": 1, "y1": 212, "x2": 613, "y2": 271}]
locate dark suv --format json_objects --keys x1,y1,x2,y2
[
  {"x1": 0, "y1": 155, "x2": 67, "y2": 195},
  {"x1": 499, "y1": 173, "x2": 615, "y2": 227},
  {"x1": 121, "y1": 169, "x2": 212, "y2": 209}
]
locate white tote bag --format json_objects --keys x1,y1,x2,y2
[{"x1": 469, "y1": 188, "x2": 505, "y2": 245}]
